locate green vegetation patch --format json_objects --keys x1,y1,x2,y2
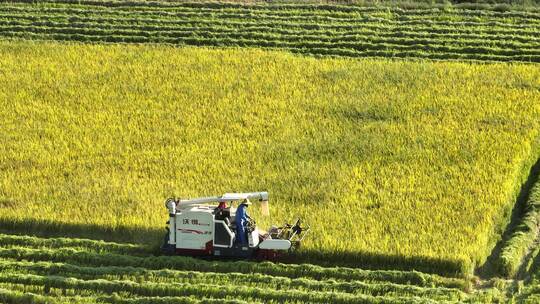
[
  {"x1": 0, "y1": 41, "x2": 539, "y2": 275},
  {"x1": 498, "y1": 167, "x2": 540, "y2": 277}
]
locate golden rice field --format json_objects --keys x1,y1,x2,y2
[{"x1": 1, "y1": 40, "x2": 539, "y2": 275}]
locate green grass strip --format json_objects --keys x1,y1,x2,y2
[
  {"x1": 0, "y1": 259, "x2": 466, "y2": 301},
  {"x1": 0, "y1": 273, "x2": 444, "y2": 304},
  {"x1": 498, "y1": 169, "x2": 540, "y2": 277},
  {"x1": 0, "y1": 287, "x2": 101, "y2": 304},
  {"x1": 0, "y1": 286, "x2": 252, "y2": 304},
  {"x1": 0, "y1": 246, "x2": 467, "y2": 289}
]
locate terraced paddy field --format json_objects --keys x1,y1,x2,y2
[
  {"x1": 1, "y1": 40, "x2": 540, "y2": 277},
  {"x1": 0, "y1": 0, "x2": 540, "y2": 62},
  {"x1": 2, "y1": 1, "x2": 540, "y2": 302}
]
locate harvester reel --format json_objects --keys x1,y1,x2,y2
[{"x1": 270, "y1": 218, "x2": 310, "y2": 250}]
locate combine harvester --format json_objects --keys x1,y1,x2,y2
[{"x1": 162, "y1": 192, "x2": 309, "y2": 259}]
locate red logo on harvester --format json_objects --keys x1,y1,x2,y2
[{"x1": 178, "y1": 229, "x2": 204, "y2": 234}]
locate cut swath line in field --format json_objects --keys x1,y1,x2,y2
[
  {"x1": 0, "y1": 246, "x2": 465, "y2": 289},
  {"x1": 0, "y1": 258, "x2": 466, "y2": 300},
  {"x1": 1, "y1": 0, "x2": 540, "y2": 62},
  {"x1": 0, "y1": 272, "x2": 451, "y2": 304}
]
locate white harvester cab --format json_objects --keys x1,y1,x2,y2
[{"x1": 162, "y1": 192, "x2": 309, "y2": 259}]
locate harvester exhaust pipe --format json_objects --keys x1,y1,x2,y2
[
  {"x1": 165, "y1": 199, "x2": 176, "y2": 215},
  {"x1": 165, "y1": 199, "x2": 176, "y2": 245}
]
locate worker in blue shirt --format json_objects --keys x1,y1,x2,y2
[{"x1": 235, "y1": 199, "x2": 252, "y2": 245}]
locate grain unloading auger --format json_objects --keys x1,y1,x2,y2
[{"x1": 161, "y1": 192, "x2": 310, "y2": 259}]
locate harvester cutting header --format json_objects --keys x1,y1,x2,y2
[{"x1": 161, "y1": 192, "x2": 309, "y2": 259}]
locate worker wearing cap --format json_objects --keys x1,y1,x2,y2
[
  {"x1": 235, "y1": 199, "x2": 251, "y2": 245},
  {"x1": 214, "y1": 201, "x2": 228, "y2": 220},
  {"x1": 216, "y1": 201, "x2": 227, "y2": 210}
]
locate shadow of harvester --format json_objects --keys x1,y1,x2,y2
[{"x1": 0, "y1": 217, "x2": 164, "y2": 250}]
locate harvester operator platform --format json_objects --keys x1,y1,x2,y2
[{"x1": 235, "y1": 199, "x2": 252, "y2": 245}]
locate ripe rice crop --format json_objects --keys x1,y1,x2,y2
[
  {"x1": 0, "y1": 0, "x2": 540, "y2": 62},
  {"x1": 1, "y1": 40, "x2": 539, "y2": 275}
]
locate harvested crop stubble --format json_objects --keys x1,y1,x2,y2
[
  {"x1": 0, "y1": 246, "x2": 465, "y2": 289},
  {"x1": 0, "y1": 286, "x2": 252, "y2": 304},
  {"x1": 0, "y1": 259, "x2": 466, "y2": 300},
  {"x1": 498, "y1": 170, "x2": 540, "y2": 277},
  {"x1": 0, "y1": 272, "x2": 444, "y2": 304},
  {"x1": 1, "y1": 0, "x2": 540, "y2": 62},
  {"x1": 0, "y1": 41, "x2": 539, "y2": 275},
  {"x1": 0, "y1": 232, "x2": 503, "y2": 303},
  {"x1": 515, "y1": 246, "x2": 540, "y2": 302}
]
